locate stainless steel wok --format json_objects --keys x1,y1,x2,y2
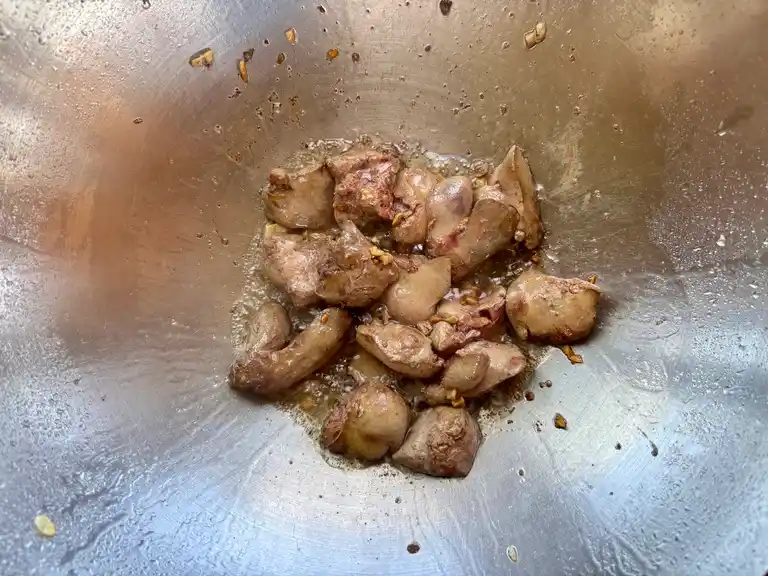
[{"x1": 1, "y1": 0, "x2": 766, "y2": 573}]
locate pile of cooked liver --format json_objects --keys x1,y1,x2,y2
[{"x1": 230, "y1": 144, "x2": 601, "y2": 478}]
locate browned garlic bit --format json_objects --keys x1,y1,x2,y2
[
  {"x1": 237, "y1": 59, "x2": 248, "y2": 83},
  {"x1": 524, "y1": 21, "x2": 547, "y2": 49},
  {"x1": 189, "y1": 47, "x2": 214, "y2": 68}
]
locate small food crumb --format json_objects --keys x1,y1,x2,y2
[
  {"x1": 351, "y1": 52, "x2": 360, "y2": 62},
  {"x1": 285, "y1": 28, "x2": 298, "y2": 45},
  {"x1": 615, "y1": 442, "x2": 622, "y2": 450},
  {"x1": 132, "y1": 117, "x2": 143, "y2": 124},
  {"x1": 189, "y1": 47, "x2": 214, "y2": 68},
  {"x1": 243, "y1": 48, "x2": 255, "y2": 62},
  {"x1": 524, "y1": 390, "x2": 535, "y2": 401},
  {"x1": 407, "y1": 542, "x2": 420, "y2": 554},
  {"x1": 506, "y1": 544, "x2": 518, "y2": 563},
  {"x1": 424, "y1": 44, "x2": 432, "y2": 52},
  {"x1": 237, "y1": 59, "x2": 249, "y2": 83},
  {"x1": 34, "y1": 515, "x2": 55, "y2": 537},
  {"x1": 321, "y1": 313, "x2": 329, "y2": 324},
  {"x1": 524, "y1": 21, "x2": 547, "y2": 49},
  {"x1": 559, "y1": 345, "x2": 583, "y2": 364},
  {"x1": 534, "y1": 420, "x2": 543, "y2": 432},
  {"x1": 276, "y1": 52, "x2": 286, "y2": 65},
  {"x1": 715, "y1": 234, "x2": 726, "y2": 247},
  {"x1": 554, "y1": 412, "x2": 568, "y2": 430},
  {"x1": 327, "y1": 48, "x2": 340, "y2": 61},
  {"x1": 439, "y1": 0, "x2": 452, "y2": 16},
  {"x1": 395, "y1": 496, "x2": 401, "y2": 504},
  {"x1": 587, "y1": 274, "x2": 598, "y2": 284},
  {"x1": 317, "y1": 5, "x2": 327, "y2": 13}
]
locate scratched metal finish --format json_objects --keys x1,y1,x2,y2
[{"x1": 1, "y1": 0, "x2": 766, "y2": 574}]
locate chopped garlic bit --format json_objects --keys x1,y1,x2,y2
[
  {"x1": 34, "y1": 515, "x2": 56, "y2": 537},
  {"x1": 369, "y1": 246, "x2": 393, "y2": 265},
  {"x1": 559, "y1": 344, "x2": 583, "y2": 364}
]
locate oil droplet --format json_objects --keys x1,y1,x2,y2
[
  {"x1": 506, "y1": 545, "x2": 518, "y2": 563},
  {"x1": 34, "y1": 515, "x2": 56, "y2": 537}
]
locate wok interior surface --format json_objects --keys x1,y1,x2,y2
[{"x1": 1, "y1": 0, "x2": 767, "y2": 573}]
